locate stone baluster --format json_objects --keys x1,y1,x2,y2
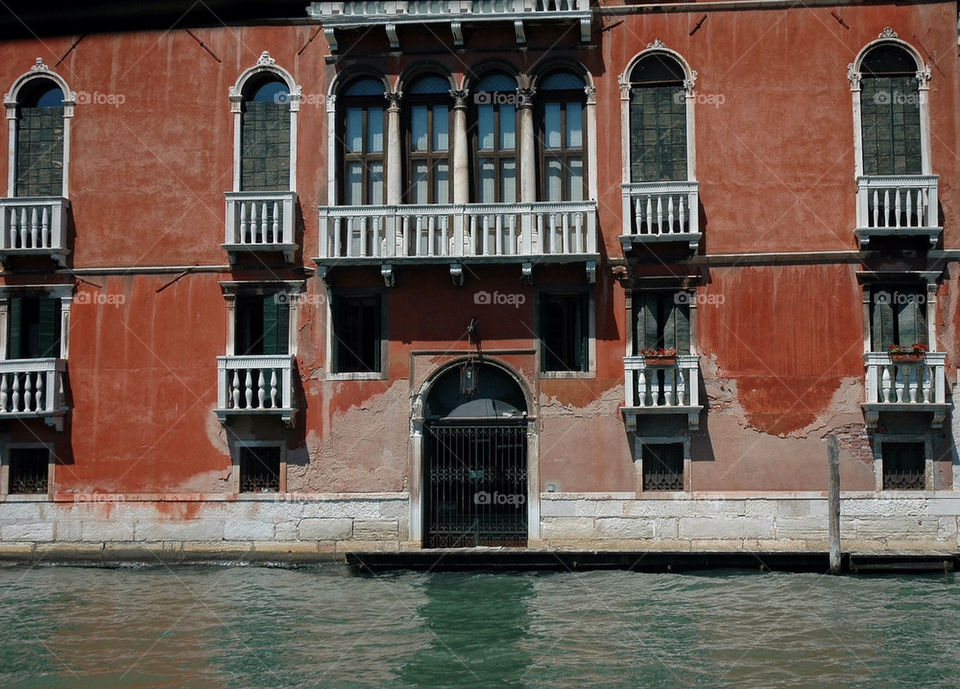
[
  {"x1": 272, "y1": 201, "x2": 280, "y2": 243},
  {"x1": 244, "y1": 369, "x2": 253, "y2": 408},
  {"x1": 677, "y1": 366, "x2": 686, "y2": 406},
  {"x1": 637, "y1": 368, "x2": 647, "y2": 407},
  {"x1": 41, "y1": 206, "x2": 49, "y2": 247},
  {"x1": 231, "y1": 370, "x2": 240, "y2": 408},
  {"x1": 0, "y1": 375, "x2": 7, "y2": 412},
  {"x1": 881, "y1": 365, "x2": 892, "y2": 402},
  {"x1": 646, "y1": 197, "x2": 653, "y2": 234},
  {"x1": 12, "y1": 374, "x2": 20, "y2": 412},
  {"x1": 270, "y1": 369, "x2": 278, "y2": 407},
  {"x1": 894, "y1": 365, "x2": 905, "y2": 403},
  {"x1": 35, "y1": 372, "x2": 43, "y2": 411},
  {"x1": 663, "y1": 368, "x2": 674, "y2": 407},
  {"x1": 19, "y1": 208, "x2": 27, "y2": 247}
]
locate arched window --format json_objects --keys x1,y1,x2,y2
[
  {"x1": 240, "y1": 77, "x2": 290, "y2": 191},
  {"x1": 471, "y1": 73, "x2": 518, "y2": 204},
  {"x1": 858, "y1": 44, "x2": 921, "y2": 176},
  {"x1": 403, "y1": 75, "x2": 451, "y2": 205},
  {"x1": 15, "y1": 79, "x2": 64, "y2": 197},
  {"x1": 340, "y1": 78, "x2": 386, "y2": 206},
  {"x1": 537, "y1": 71, "x2": 585, "y2": 202},
  {"x1": 628, "y1": 55, "x2": 687, "y2": 183}
]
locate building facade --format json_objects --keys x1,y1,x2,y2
[{"x1": 0, "y1": 0, "x2": 958, "y2": 557}]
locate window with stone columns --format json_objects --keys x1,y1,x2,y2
[
  {"x1": 338, "y1": 77, "x2": 388, "y2": 206},
  {"x1": 4, "y1": 58, "x2": 75, "y2": 198},
  {"x1": 536, "y1": 70, "x2": 586, "y2": 202},
  {"x1": 848, "y1": 29, "x2": 931, "y2": 178},
  {"x1": 403, "y1": 75, "x2": 453, "y2": 205},
  {"x1": 228, "y1": 52, "x2": 300, "y2": 194},
  {"x1": 470, "y1": 72, "x2": 520, "y2": 204}
]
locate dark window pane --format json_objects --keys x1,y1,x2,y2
[
  {"x1": 870, "y1": 287, "x2": 926, "y2": 350},
  {"x1": 9, "y1": 447, "x2": 48, "y2": 494},
  {"x1": 630, "y1": 84, "x2": 686, "y2": 182},
  {"x1": 240, "y1": 100, "x2": 290, "y2": 191},
  {"x1": 9, "y1": 296, "x2": 60, "y2": 359},
  {"x1": 239, "y1": 446, "x2": 280, "y2": 493},
  {"x1": 16, "y1": 105, "x2": 63, "y2": 196},
  {"x1": 632, "y1": 292, "x2": 690, "y2": 354},
  {"x1": 882, "y1": 442, "x2": 924, "y2": 490},
  {"x1": 333, "y1": 294, "x2": 382, "y2": 373},
  {"x1": 643, "y1": 443, "x2": 684, "y2": 491},
  {"x1": 541, "y1": 293, "x2": 587, "y2": 372},
  {"x1": 860, "y1": 75, "x2": 921, "y2": 175}
]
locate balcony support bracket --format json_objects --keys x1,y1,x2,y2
[
  {"x1": 385, "y1": 23, "x2": 399, "y2": 49},
  {"x1": 449, "y1": 263, "x2": 464, "y2": 286},
  {"x1": 514, "y1": 19, "x2": 525, "y2": 44},
  {"x1": 316, "y1": 265, "x2": 331, "y2": 286},
  {"x1": 521, "y1": 262, "x2": 534, "y2": 285},
  {"x1": 580, "y1": 17, "x2": 591, "y2": 42},
  {"x1": 380, "y1": 264, "x2": 395, "y2": 287},
  {"x1": 585, "y1": 260, "x2": 596, "y2": 284},
  {"x1": 451, "y1": 22, "x2": 463, "y2": 46}
]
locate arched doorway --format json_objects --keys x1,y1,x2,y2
[{"x1": 420, "y1": 359, "x2": 530, "y2": 548}]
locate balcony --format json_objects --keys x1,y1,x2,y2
[
  {"x1": 0, "y1": 358, "x2": 67, "y2": 430},
  {"x1": 863, "y1": 351, "x2": 947, "y2": 429},
  {"x1": 854, "y1": 175, "x2": 940, "y2": 248},
  {"x1": 223, "y1": 192, "x2": 298, "y2": 263},
  {"x1": 621, "y1": 354, "x2": 701, "y2": 431},
  {"x1": 215, "y1": 355, "x2": 297, "y2": 427},
  {"x1": 315, "y1": 201, "x2": 598, "y2": 285},
  {"x1": 309, "y1": 0, "x2": 592, "y2": 51},
  {"x1": 0, "y1": 197, "x2": 70, "y2": 266},
  {"x1": 620, "y1": 182, "x2": 700, "y2": 253}
]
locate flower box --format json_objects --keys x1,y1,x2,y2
[
  {"x1": 643, "y1": 355, "x2": 676, "y2": 366},
  {"x1": 890, "y1": 352, "x2": 924, "y2": 362}
]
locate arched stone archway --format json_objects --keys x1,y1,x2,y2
[{"x1": 411, "y1": 358, "x2": 536, "y2": 548}]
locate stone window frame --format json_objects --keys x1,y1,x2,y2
[
  {"x1": 633, "y1": 433, "x2": 692, "y2": 495},
  {"x1": 858, "y1": 275, "x2": 938, "y2": 355},
  {"x1": 325, "y1": 286, "x2": 388, "y2": 381},
  {"x1": 219, "y1": 280, "x2": 303, "y2": 358},
  {"x1": 3, "y1": 58, "x2": 76, "y2": 198},
  {"x1": 228, "y1": 51, "x2": 301, "y2": 194},
  {"x1": 870, "y1": 431, "x2": 933, "y2": 492},
  {"x1": 847, "y1": 28, "x2": 932, "y2": 178},
  {"x1": 0, "y1": 283, "x2": 74, "y2": 360},
  {"x1": 0, "y1": 440, "x2": 54, "y2": 499},
  {"x1": 619, "y1": 39, "x2": 698, "y2": 187},
  {"x1": 233, "y1": 439, "x2": 287, "y2": 495},
  {"x1": 534, "y1": 284, "x2": 595, "y2": 379}
]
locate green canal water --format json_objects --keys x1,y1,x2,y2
[{"x1": 0, "y1": 565, "x2": 957, "y2": 688}]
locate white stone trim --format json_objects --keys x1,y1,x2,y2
[
  {"x1": 4, "y1": 58, "x2": 75, "y2": 198},
  {"x1": 619, "y1": 40, "x2": 697, "y2": 185},
  {"x1": 228, "y1": 51, "x2": 301, "y2": 192},
  {"x1": 848, "y1": 29, "x2": 932, "y2": 177}
]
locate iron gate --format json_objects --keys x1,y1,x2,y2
[{"x1": 424, "y1": 422, "x2": 528, "y2": 548}]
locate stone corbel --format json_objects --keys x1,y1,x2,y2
[
  {"x1": 585, "y1": 260, "x2": 596, "y2": 284},
  {"x1": 514, "y1": 19, "x2": 526, "y2": 44},
  {"x1": 449, "y1": 263, "x2": 464, "y2": 286},
  {"x1": 380, "y1": 264, "x2": 395, "y2": 287},
  {"x1": 324, "y1": 27, "x2": 338, "y2": 53},
  {"x1": 521, "y1": 262, "x2": 534, "y2": 285},
  {"x1": 451, "y1": 22, "x2": 463, "y2": 46},
  {"x1": 386, "y1": 24, "x2": 399, "y2": 49}
]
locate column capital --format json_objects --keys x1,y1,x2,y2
[
  {"x1": 384, "y1": 90, "x2": 403, "y2": 111},
  {"x1": 517, "y1": 86, "x2": 536, "y2": 109},
  {"x1": 450, "y1": 88, "x2": 469, "y2": 109}
]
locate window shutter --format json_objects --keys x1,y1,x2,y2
[
  {"x1": 664, "y1": 298, "x2": 690, "y2": 353},
  {"x1": 262, "y1": 294, "x2": 289, "y2": 356},
  {"x1": 895, "y1": 289, "x2": 926, "y2": 346},
  {"x1": 860, "y1": 76, "x2": 921, "y2": 176},
  {"x1": 630, "y1": 85, "x2": 686, "y2": 182},
  {"x1": 8, "y1": 297, "x2": 22, "y2": 359},
  {"x1": 37, "y1": 298, "x2": 60, "y2": 358},
  {"x1": 16, "y1": 106, "x2": 64, "y2": 197},
  {"x1": 241, "y1": 101, "x2": 290, "y2": 192},
  {"x1": 871, "y1": 290, "x2": 894, "y2": 350},
  {"x1": 634, "y1": 293, "x2": 656, "y2": 353}
]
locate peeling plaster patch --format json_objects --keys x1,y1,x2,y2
[
  {"x1": 702, "y1": 354, "x2": 863, "y2": 438},
  {"x1": 167, "y1": 468, "x2": 233, "y2": 493},
  {"x1": 287, "y1": 380, "x2": 408, "y2": 492},
  {"x1": 205, "y1": 408, "x2": 229, "y2": 455},
  {"x1": 539, "y1": 384, "x2": 623, "y2": 418}
]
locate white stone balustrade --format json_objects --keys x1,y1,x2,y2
[
  {"x1": 0, "y1": 358, "x2": 66, "y2": 421},
  {"x1": 216, "y1": 355, "x2": 295, "y2": 425},
  {"x1": 0, "y1": 197, "x2": 69, "y2": 264},
  {"x1": 223, "y1": 192, "x2": 297, "y2": 261},
  {"x1": 863, "y1": 351, "x2": 947, "y2": 429},
  {"x1": 318, "y1": 201, "x2": 596, "y2": 260},
  {"x1": 854, "y1": 175, "x2": 940, "y2": 247},
  {"x1": 620, "y1": 182, "x2": 699, "y2": 251},
  {"x1": 621, "y1": 355, "x2": 701, "y2": 431}
]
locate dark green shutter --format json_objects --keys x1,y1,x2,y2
[
  {"x1": 634, "y1": 293, "x2": 659, "y2": 354},
  {"x1": 37, "y1": 298, "x2": 60, "y2": 357},
  {"x1": 663, "y1": 298, "x2": 690, "y2": 354},
  {"x1": 860, "y1": 76, "x2": 921, "y2": 176},
  {"x1": 8, "y1": 297, "x2": 22, "y2": 359},
  {"x1": 579, "y1": 294, "x2": 589, "y2": 372},
  {"x1": 630, "y1": 85, "x2": 686, "y2": 182},
  {"x1": 872, "y1": 290, "x2": 894, "y2": 350},
  {"x1": 16, "y1": 106, "x2": 64, "y2": 196},
  {"x1": 262, "y1": 293, "x2": 289, "y2": 356},
  {"x1": 895, "y1": 289, "x2": 925, "y2": 346},
  {"x1": 241, "y1": 101, "x2": 290, "y2": 191}
]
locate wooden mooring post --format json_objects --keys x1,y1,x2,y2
[{"x1": 828, "y1": 434, "x2": 841, "y2": 574}]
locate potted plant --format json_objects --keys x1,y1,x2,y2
[
  {"x1": 641, "y1": 347, "x2": 677, "y2": 365},
  {"x1": 889, "y1": 343, "x2": 928, "y2": 362}
]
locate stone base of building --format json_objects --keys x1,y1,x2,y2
[{"x1": 0, "y1": 492, "x2": 957, "y2": 563}]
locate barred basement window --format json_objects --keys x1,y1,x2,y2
[
  {"x1": 882, "y1": 442, "x2": 925, "y2": 490},
  {"x1": 240, "y1": 78, "x2": 290, "y2": 192},
  {"x1": 15, "y1": 81, "x2": 64, "y2": 197},
  {"x1": 239, "y1": 446, "x2": 280, "y2": 493},
  {"x1": 642, "y1": 443, "x2": 683, "y2": 491},
  {"x1": 331, "y1": 293, "x2": 382, "y2": 374},
  {"x1": 9, "y1": 447, "x2": 49, "y2": 494},
  {"x1": 8, "y1": 296, "x2": 61, "y2": 359},
  {"x1": 235, "y1": 293, "x2": 289, "y2": 356},
  {"x1": 540, "y1": 292, "x2": 588, "y2": 372}
]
